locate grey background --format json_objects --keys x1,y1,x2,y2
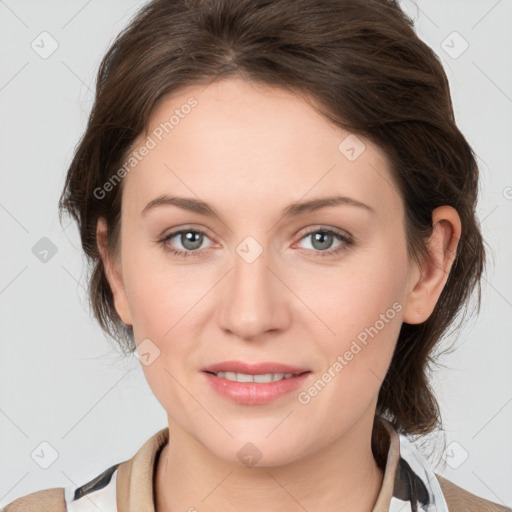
[{"x1": 0, "y1": 0, "x2": 511, "y2": 508}]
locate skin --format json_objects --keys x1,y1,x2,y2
[{"x1": 97, "y1": 77, "x2": 461, "y2": 512}]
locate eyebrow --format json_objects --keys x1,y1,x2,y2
[{"x1": 141, "y1": 194, "x2": 375, "y2": 218}]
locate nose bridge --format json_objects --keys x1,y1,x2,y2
[{"x1": 217, "y1": 240, "x2": 289, "y2": 340}]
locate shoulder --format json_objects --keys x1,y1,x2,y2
[
  {"x1": 435, "y1": 473, "x2": 512, "y2": 512},
  {"x1": 1, "y1": 428, "x2": 168, "y2": 512},
  {"x1": 1, "y1": 488, "x2": 66, "y2": 512},
  {"x1": 2, "y1": 462, "x2": 120, "y2": 512}
]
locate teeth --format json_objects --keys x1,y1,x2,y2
[{"x1": 214, "y1": 372, "x2": 296, "y2": 383}]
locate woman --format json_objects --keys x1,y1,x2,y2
[{"x1": 3, "y1": 0, "x2": 509, "y2": 511}]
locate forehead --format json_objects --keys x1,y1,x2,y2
[{"x1": 121, "y1": 78, "x2": 401, "y2": 220}]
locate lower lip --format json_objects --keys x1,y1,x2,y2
[{"x1": 202, "y1": 371, "x2": 312, "y2": 405}]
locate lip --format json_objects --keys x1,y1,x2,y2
[
  {"x1": 201, "y1": 360, "x2": 312, "y2": 406},
  {"x1": 201, "y1": 360, "x2": 310, "y2": 375},
  {"x1": 202, "y1": 371, "x2": 312, "y2": 405}
]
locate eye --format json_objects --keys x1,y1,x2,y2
[
  {"x1": 295, "y1": 227, "x2": 353, "y2": 257},
  {"x1": 158, "y1": 228, "x2": 213, "y2": 259}
]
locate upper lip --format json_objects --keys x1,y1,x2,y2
[{"x1": 202, "y1": 361, "x2": 311, "y2": 375}]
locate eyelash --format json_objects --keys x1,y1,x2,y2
[{"x1": 158, "y1": 227, "x2": 353, "y2": 259}]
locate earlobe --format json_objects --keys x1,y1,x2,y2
[
  {"x1": 402, "y1": 206, "x2": 461, "y2": 325},
  {"x1": 96, "y1": 218, "x2": 133, "y2": 326}
]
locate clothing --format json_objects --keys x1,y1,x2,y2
[{"x1": 2, "y1": 418, "x2": 510, "y2": 512}]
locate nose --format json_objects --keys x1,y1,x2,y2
[{"x1": 216, "y1": 248, "x2": 291, "y2": 341}]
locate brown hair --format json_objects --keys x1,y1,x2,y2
[{"x1": 58, "y1": 0, "x2": 485, "y2": 441}]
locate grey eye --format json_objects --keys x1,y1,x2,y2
[
  {"x1": 308, "y1": 231, "x2": 335, "y2": 251},
  {"x1": 175, "y1": 231, "x2": 205, "y2": 251}
]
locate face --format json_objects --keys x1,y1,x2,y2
[{"x1": 99, "y1": 77, "x2": 427, "y2": 466}]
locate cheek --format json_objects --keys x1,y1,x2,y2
[
  {"x1": 295, "y1": 239, "x2": 408, "y2": 390},
  {"x1": 121, "y1": 236, "x2": 214, "y2": 337},
  {"x1": 296, "y1": 238, "x2": 408, "y2": 333},
  {"x1": 121, "y1": 244, "x2": 215, "y2": 403},
  {"x1": 122, "y1": 249, "x2": 209, "y2": 411}
]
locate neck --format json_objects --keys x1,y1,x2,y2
[{"x1": 155, "y1": 410, "x2": 385, "y2": 512}]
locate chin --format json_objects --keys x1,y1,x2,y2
[{"x1": 201, "y1": 431, "x2": 308, "y2": 469}]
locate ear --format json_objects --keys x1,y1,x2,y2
[
  {"x1": 96, "y1": 217, "x2": 133, "y2": 326},
  {"x1": 403, "y1": 206, "x2": 461, "y2": 324}
]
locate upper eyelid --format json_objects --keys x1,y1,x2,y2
[{"x1": 161, "y1": 225, "x2": 218, "y2": 241}]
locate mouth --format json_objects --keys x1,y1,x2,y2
[{"x1": 201, "y1": 361, "x2": 313, "y2": 405}]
